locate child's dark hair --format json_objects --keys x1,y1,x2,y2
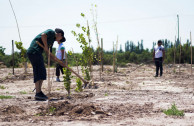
[{"x1": 158, "y1": 40, "x2": 162, "y2": 44}]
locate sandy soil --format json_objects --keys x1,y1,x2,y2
[{"x1": 0, "y1": 64, "x2": 194, "y2": 126}]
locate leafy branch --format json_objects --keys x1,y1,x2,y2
[
  {"x1": 75, "y1": 78, "x2": 83, "y2": 92},
  {"x1": 71, "y1": 13, "x2": 93, "y2": 82},
  {"x1": 63, "y1": 67, "x2": 72, "y2": 98},
  {"x1": 15, "y1": 41, "x2": 27, "y2": 62}
]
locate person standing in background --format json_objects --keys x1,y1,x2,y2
[
  {"x1": 153, "y1": 40, "x2": 165, "y2": 77},
  {"x1": 56, "y1": 40, "x2": 67, "y2": 82}
]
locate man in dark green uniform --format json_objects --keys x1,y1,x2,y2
[{"x1": 27, "y1": 28, "x2": 66, "y2": 100}]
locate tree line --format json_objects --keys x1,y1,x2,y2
[{"x1": 0, "y1": 38, "x2": 193, "y2": 68}]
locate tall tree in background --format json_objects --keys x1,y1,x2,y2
[
  {"x1": 119, "y1": 44, "x2": 123, "y2": 53},
  {"x1": 125, "y1": 41, "x2": 129, "y2": 52},
  {"x1": 141, "y1": 40, "x2": 144, "y2": 52}
]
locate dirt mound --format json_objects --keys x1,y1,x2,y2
[
  {"x1": 0, "y1": 73, "x2": 33, "y2": 83},
  {"x1": 47, "y1": 92, "x2": 94, "y2": 100},
  {"x1": 0, "y1": 105, "x2": 25, "y2": 115},
  {"x1": 38, "y1": 101, "x2": 106, "y2": 117},
  {"x1": 106, "y1": 102, "x2": 159, "y2": 118}
]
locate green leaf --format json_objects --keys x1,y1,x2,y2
[
  {"x1": 76, "y1": 24, "x2": 81, "y2": 28},
  {"x1": 81, "y1": 13, "x2": 85, "y2": 17}
]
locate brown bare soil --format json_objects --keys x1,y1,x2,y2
[{"x1": 0, "y1": 64, "x2": 194, "y2": 126}]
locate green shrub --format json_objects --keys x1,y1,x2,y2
[
  {"x1": 63, "y1": 67, "x2": 72, "y2": 98},
  {"x1": 75, "y1": 78, "x2": 83, "y2": 92},
  {"x1": 163, "y1": 103, "x2": 184, "y2": 116}
]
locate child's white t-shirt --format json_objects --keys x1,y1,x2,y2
[
  {"x1": 56, "y1": 43, "x2": 65, "y2": 60},
  {"x1": 154, "y1": 45, "x2": 164, "y2": 58}
]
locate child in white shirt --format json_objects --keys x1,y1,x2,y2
[
  {"x1": 56, "y1": 41, "x2": 67, "y2": 82},
  {"x1": 153, "y1": 40, "x2": 165, "y2": 77}
]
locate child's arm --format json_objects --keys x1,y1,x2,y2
[{"x1": 61, "y1": 49, "x2": 64, "y2": 61}]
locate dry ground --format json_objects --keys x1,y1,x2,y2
[{"x1": 0, "y1": 64, "x2": 194, "y2": 126}]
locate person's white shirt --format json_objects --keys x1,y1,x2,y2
[
  {"x1": 154, "y1": 45, "x2": 164, "y2": 58},
  {"x1": 56, "y1": 43, "x2": 65, "y2": 60}
]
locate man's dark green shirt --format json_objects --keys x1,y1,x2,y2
[{"x1": 27, "y1": 29, "x2": 55, "y2": 54}]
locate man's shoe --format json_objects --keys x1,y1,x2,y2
[
  {"x1": 160, "y1": 74, "x2": 162, "y2": 77},
  {"x1": 56, "y1": 78, "x2": 60, "y2": 82},
  {"x1": 154, "y1": 75, "x2": 158, "y2": 77},
  {"x1": 35, "y1": 91, "x2": 48, "y2": 100}
]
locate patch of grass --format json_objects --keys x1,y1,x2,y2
[
  {"x1": 49, "y1": 106, "x2": 56, "y2": 114},
  {"x1": 105, "y1": 93, "x2": 108, "y2": 96},
  {"x1": 20, "y1": 91, "x2": 27, "y2": 94},
  {"x1": 0, "y1": 85, "x2": 6, "y2": 89},
  {"x1": 163, "y1": 103, "x2": 184, "y2": 116},
  {"x1": 0, "y1": 95, "x2": 13, "y2": 99},
  {"x1": 56, "y1": 88, "x2": 60, "y2": 90},
  {"x1": 34, "y1": 113, "x2": 43, "y2": 116}
]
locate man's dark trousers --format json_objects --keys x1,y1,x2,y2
[{"x1": 155, "y1": 57, "x2": 163, "y2": 76}]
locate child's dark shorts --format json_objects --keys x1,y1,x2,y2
[{"x1": 27, "y1": 53, "x2": 46, "y2": 83}]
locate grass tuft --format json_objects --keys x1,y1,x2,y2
[
  {"x1": 19, "y1": 91, "x2": 27, "y2": 94},
  {"x1": 163, "y1": 103, "x2": 184, "y2": 116},
  {"x1": 0, "y1": 95, "x2": 13, "y2": 99},
  {"x1": 0, "y1": 85, "x2": 6, "y2": 89}
]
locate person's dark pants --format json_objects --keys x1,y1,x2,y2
[
  {"x1": 27, "y1": 53, "x2": 46, "y2": 83},
  {"x1": 155, "y1": 57, "x2": 163, "y2": 76},
  {"x1": 56, "y1": 60, "x2": 65, "y2": 77}
]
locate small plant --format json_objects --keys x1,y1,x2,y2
[
  {"x1": 105, "y1": 93, "x2": 108, "y2": 96},
  {"x1": 0, "y1": 95, "x2": 13, "y2": 99},
  {"x1": 75, "y1": 78, "x2": 83, "y2": 92},
  {"x1": 15, "y1": 41, "x2": 27, "y2": 62},
  {"x1": 15, "y1": 41, "x2": 27, "y2": 73},
  {"x1": 20, "y1": 91, "x2": 27, "y2": 94},
  {"x1": 71, "y1": 13, "x2": 93, "y2": 87},
  {"x1": 49, "y1": 106, "x2": 56, "y2": 114},
  {"x1": 0, "y1": 85, "x2": 6, "y2": 89},
  {"x1": 163, "y1": 103, "x2": 184, "y2": 116},
  {"x1": 34, "y1": 113, "x2": 42, "y2": 116},
  {"x1": 126, "y1": 81, "x2": 130, "y2": 84},
  {"x1": 84, "y1": 67, "x2": 90, "y2": 81},
  {"x1": 63, "y1": 67, "x2": 72, "y2": 98}
]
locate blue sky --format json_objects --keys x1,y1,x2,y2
[{"x1": 1, "y1": 0, "x2": 194, "y2": 54}]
